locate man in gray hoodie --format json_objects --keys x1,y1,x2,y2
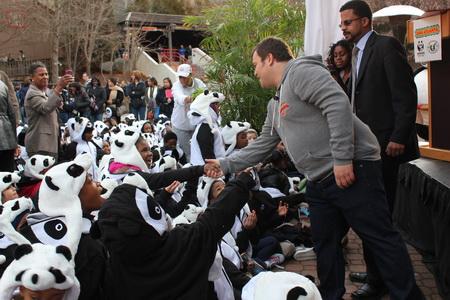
[{"x1": 207, "y1": 37, "x2": 423, "y2": 300}]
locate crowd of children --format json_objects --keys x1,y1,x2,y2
[{"x1": 0, "y1": 89, "x2": 322, "y2": 299}]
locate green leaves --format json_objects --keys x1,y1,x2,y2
[{"x1": 185, "y1": 0, "x2": 305, "y2": 130}]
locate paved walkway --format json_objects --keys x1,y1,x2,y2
[{"x1": 283, "y1": 230, "x2": 442, "y2": 299}]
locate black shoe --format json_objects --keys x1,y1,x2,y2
[
  {"x1": 351, "y1": 283, "x2": 388, "y2": 300},
  {"x1": 349, "y1": 272, "x2": 368, "y2": 283}
]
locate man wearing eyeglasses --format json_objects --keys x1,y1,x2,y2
[{"x1": 339, "y1": 1, "x2": 420, "y2": 299}]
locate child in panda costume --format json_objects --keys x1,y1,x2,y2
[
  {"x1": 188, "y1": 90, "x2": 226, "y2": 166},
  {"x1": 221, "y1": 121, "x2": 251, "y2": 157},
  {"x1": 96, "y1": 164, "x2": 256, "y2": 300},
  {"x1": 64, "y1": 117, "x2": 100, "y2": 180},
  {"x1": 17, "y1": 154, "x2": 56, "y2": 199},
  {"x1": 0, "y1": 172, "x2": 21, "y2": 203}
]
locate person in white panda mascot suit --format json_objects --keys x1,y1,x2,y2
[
  {"x1": 64, "y1": 117, "x2": 99, "y2": 180},
  {"x1": 188, "y1": 90, "x2": 226, "y2": 166},
  {"x1": 96, "y1": 159, "x2": 256, "y2": 300}
]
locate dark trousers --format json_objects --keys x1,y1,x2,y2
[
  {"x1": 253, "y1": 235, "x2": 279, "y2": 261},
  {"x1": 364, "y1": 153, "x2": 401, "y2": 287},
  {"x1": 307, "y1": 160, "x2": 423, "y2": 300},
  {"x1": 0, "y1": 149, "x2": 15, "y2": 172}
]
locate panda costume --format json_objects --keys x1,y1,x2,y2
[
  {"x1": 188, "y1": 91, "x2": 226, "y2": 166},
  {"x1": 97, "y1": 169, "x2": 257, "y2": 300},
  {"x1": 17, "y1": 154, "x2": 56, "y2": 199},
  {"x1": 1, "y1": 154, "x2": 108, "y2": 300},
  {"x1": 221, "y1": 121, "x2": 251, "y2": 157},
  {"x1": 64, "y1": 117, "x2": 100, "y2": 180}
]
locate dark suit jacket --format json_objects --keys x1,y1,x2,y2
[{"x1": 351, "y1": 32, "x2": 419, "y2": 163}]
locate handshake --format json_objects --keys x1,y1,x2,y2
[{"x1": 202, "y1": 159, "x2": 223, "y2": 178}]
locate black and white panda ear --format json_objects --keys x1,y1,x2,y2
[
  {"x1": 124, "y1": 130, "x2": 134, "y2": 136},
  {"x1": 49, "y1": 267, "x2": 67, "y2": 284},
  {"x1": 159, "y1": 158, "x2": 166, "y2": 166},
  {"x1": 11, "y1": 200, "x2": 20, "y2": 211},
  {"x1": 71, "y1": 123, "x2": 75, "y2": 131},
  {"x1": 0, "y1": 205, "x2": 4, "y2": 214},
  {"x1": 286, "y1": 286, "x2": 308, "y2": 300},
  {"x1": 30, "y1": 157, "x2": 37, "y2": 166},
  {"x1": 203, "y1": 90, "x2": 209, "y2": 95},
  {"x1": 115, "y1": 140, "x2": 124, "y2": 147},
  {"x1": 66, "y1": 164, "x2": 84, "y2": 178},
  {"x1": 43, "y1": 159, "x2": 49, "y2": 167},
  {"x1": 55, "y1": 245, "x2": 72, "y2": 261},
  {"x1": 213, "y1": 92, "x2": 219, "y2": 98},
  {"x1": 238, "y1": 122, "x2": 245, "y2": 127},
  {"x1": 226, "y1": 122, "x2": 231, "y2": 128},
  {"x1": 14, "y1": 244, "x2": 33, "y2": 260},
  {"x1": 45, "y1": 176, "x2": 60, "y2": 191},
  {"x1": 201, "y1": 180, "x2": 206, "y2": 189},
  {"x1": 3, "y1": 174, "x2": 12, "y2": 183}
]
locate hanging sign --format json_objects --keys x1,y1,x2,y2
[{"x1": 414, "y1": 14, "x2": 442, "y2": 63}]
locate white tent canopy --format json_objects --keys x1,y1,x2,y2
[{"x1": 373, "y1": 5, "x2": 425, "y2": 18}]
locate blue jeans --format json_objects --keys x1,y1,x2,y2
[
  {"x1": 131, "y1": 106, "x2": 146, "y2": 121},
  {"x1": 307, "y1": 160, "x2": 423, "y2": 300}
]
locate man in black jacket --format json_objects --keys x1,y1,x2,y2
[{"x1": 340, "y1": 1, "x2": 420, "y2": 299}]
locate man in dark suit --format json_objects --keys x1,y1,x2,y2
[{"x1": 340, "y1": 1, "x2": 420, "y2": 299}]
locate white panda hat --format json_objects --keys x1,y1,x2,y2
[
  {"x1": 158, "y1": 155, "x2": 178, "y2": 172},
  {"x1": 188, "y1": 90, "x2": 225, "y2": 132},
  {"x1": 0, "y1": 172, "x2": 21, "y2": 203},
  {"x1": 38, "y1": 154, "x2": 92, "y2": 256},
  {"x1": 66, "y1": 117, "x2": 92, "y2": 144},
  {"x1": 93, "y1": 121, "x2": 108, "y2": 137},
  {"x1": 24, "y1": 155, "x2": 56, "y2": 180},
  {"x1": 221, "y1": 121, "x2": 251, "y2": 156},
  {"x1": 241, "y1": 271, "x2": 321, "y2": 300},
  {"x1": 0, "y1": 243, "x2": 80, "y2": 300},
  {"x1": 99, "y1": 178, "x2": 119, "y2": 200},
  {"x1": 197, "y1": 176, "x2": 225, "y2": 208},
  {"x1": 111, "y1": 128, "x2": 149, "y2": 172},
  {"x1": 0, "y1": 197, "x2": 34, "y2": 245}
]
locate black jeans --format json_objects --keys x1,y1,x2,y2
[{"x1": 306, "y1": 160, "x2": 424, "y2": 300}]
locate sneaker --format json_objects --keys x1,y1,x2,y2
[
  {"x1": 293, "y1": 245, "x2": 316, "y2": 261},
  {"x1": 264, "y1": 253, "x2": 285, "y2": 269},
  {"x1": 279, "y1": 240, "x2": 295, "y2": 258}
]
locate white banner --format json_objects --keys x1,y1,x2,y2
[{"x1": 413, "y1": 14, "x2": 442, "y2": 63}]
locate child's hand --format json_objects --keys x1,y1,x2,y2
[
  {"x1": 164, "y1": 181, "x2": 180, "y2": 194},
  {"x1": 243, "y1": 210, "x2": 257, "y2": 230},
  {"x1": 278, "y1": 201, "x2": 289, "y2": 217}
]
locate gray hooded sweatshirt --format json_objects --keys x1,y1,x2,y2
[{"x1": 219, "y1": 56, "x2": 380, "y2": 181}]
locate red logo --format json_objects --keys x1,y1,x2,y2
[{"x1": 279, "y1": 102, "x2": 289, "y2": 117}]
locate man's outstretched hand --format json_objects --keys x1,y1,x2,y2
[
  {"x1": 333, "y1": 163, "x2": 356, "y2": 189},
  {"x1": 204, "y1": 159, "x2": 223, "y2": 178}
]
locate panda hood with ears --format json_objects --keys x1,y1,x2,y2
[
  {"x1": 111, "y1": 128, "x2": 149, "y2": 173},
  {"x1": 0, "y1": 172, "x2": 21, "y2": 203},
  {"x1": 38, "y1": 154, "x2": 92, "y2": 256},
  {"x1": 242, "y1": 271, "x2": 321, "y2": 300},
  {"x1": 221, "y1": 121, "x2": 251, "y2": 156},
  {"x1": 0, "y1": 243, "x2": 80, "y2": 300},
  {"x1": 67, "y1": 117, "x2": 93, "y2": 144},
  {"x1": 24, "y1": 155, "x2": 56, "y2": 180},
  {"x1": 188, "y1": 90, "x2": 225, "y2": 131}
]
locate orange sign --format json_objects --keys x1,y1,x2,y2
[{"x1": 141, "y1": 26, "x2": 160, "y2": 32}]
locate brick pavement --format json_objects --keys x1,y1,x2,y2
[{"x1": 283, "y1": 230, "x2": 442, "y2": 299}]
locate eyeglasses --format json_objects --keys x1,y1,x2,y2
[{"x1": 339, "y1": 17, "x2": 363, "y2": 28}]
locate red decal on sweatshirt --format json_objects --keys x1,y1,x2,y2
[{"x1": 279, "y1": 102, "x2": 289, "y2": 117}]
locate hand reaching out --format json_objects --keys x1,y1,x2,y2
[
  {"x1": 204, "y1": 159, "x2": 223, "y2": 178},
  {"x1": 165, "y1": 181, "x2": 180, "y2": 194}
]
